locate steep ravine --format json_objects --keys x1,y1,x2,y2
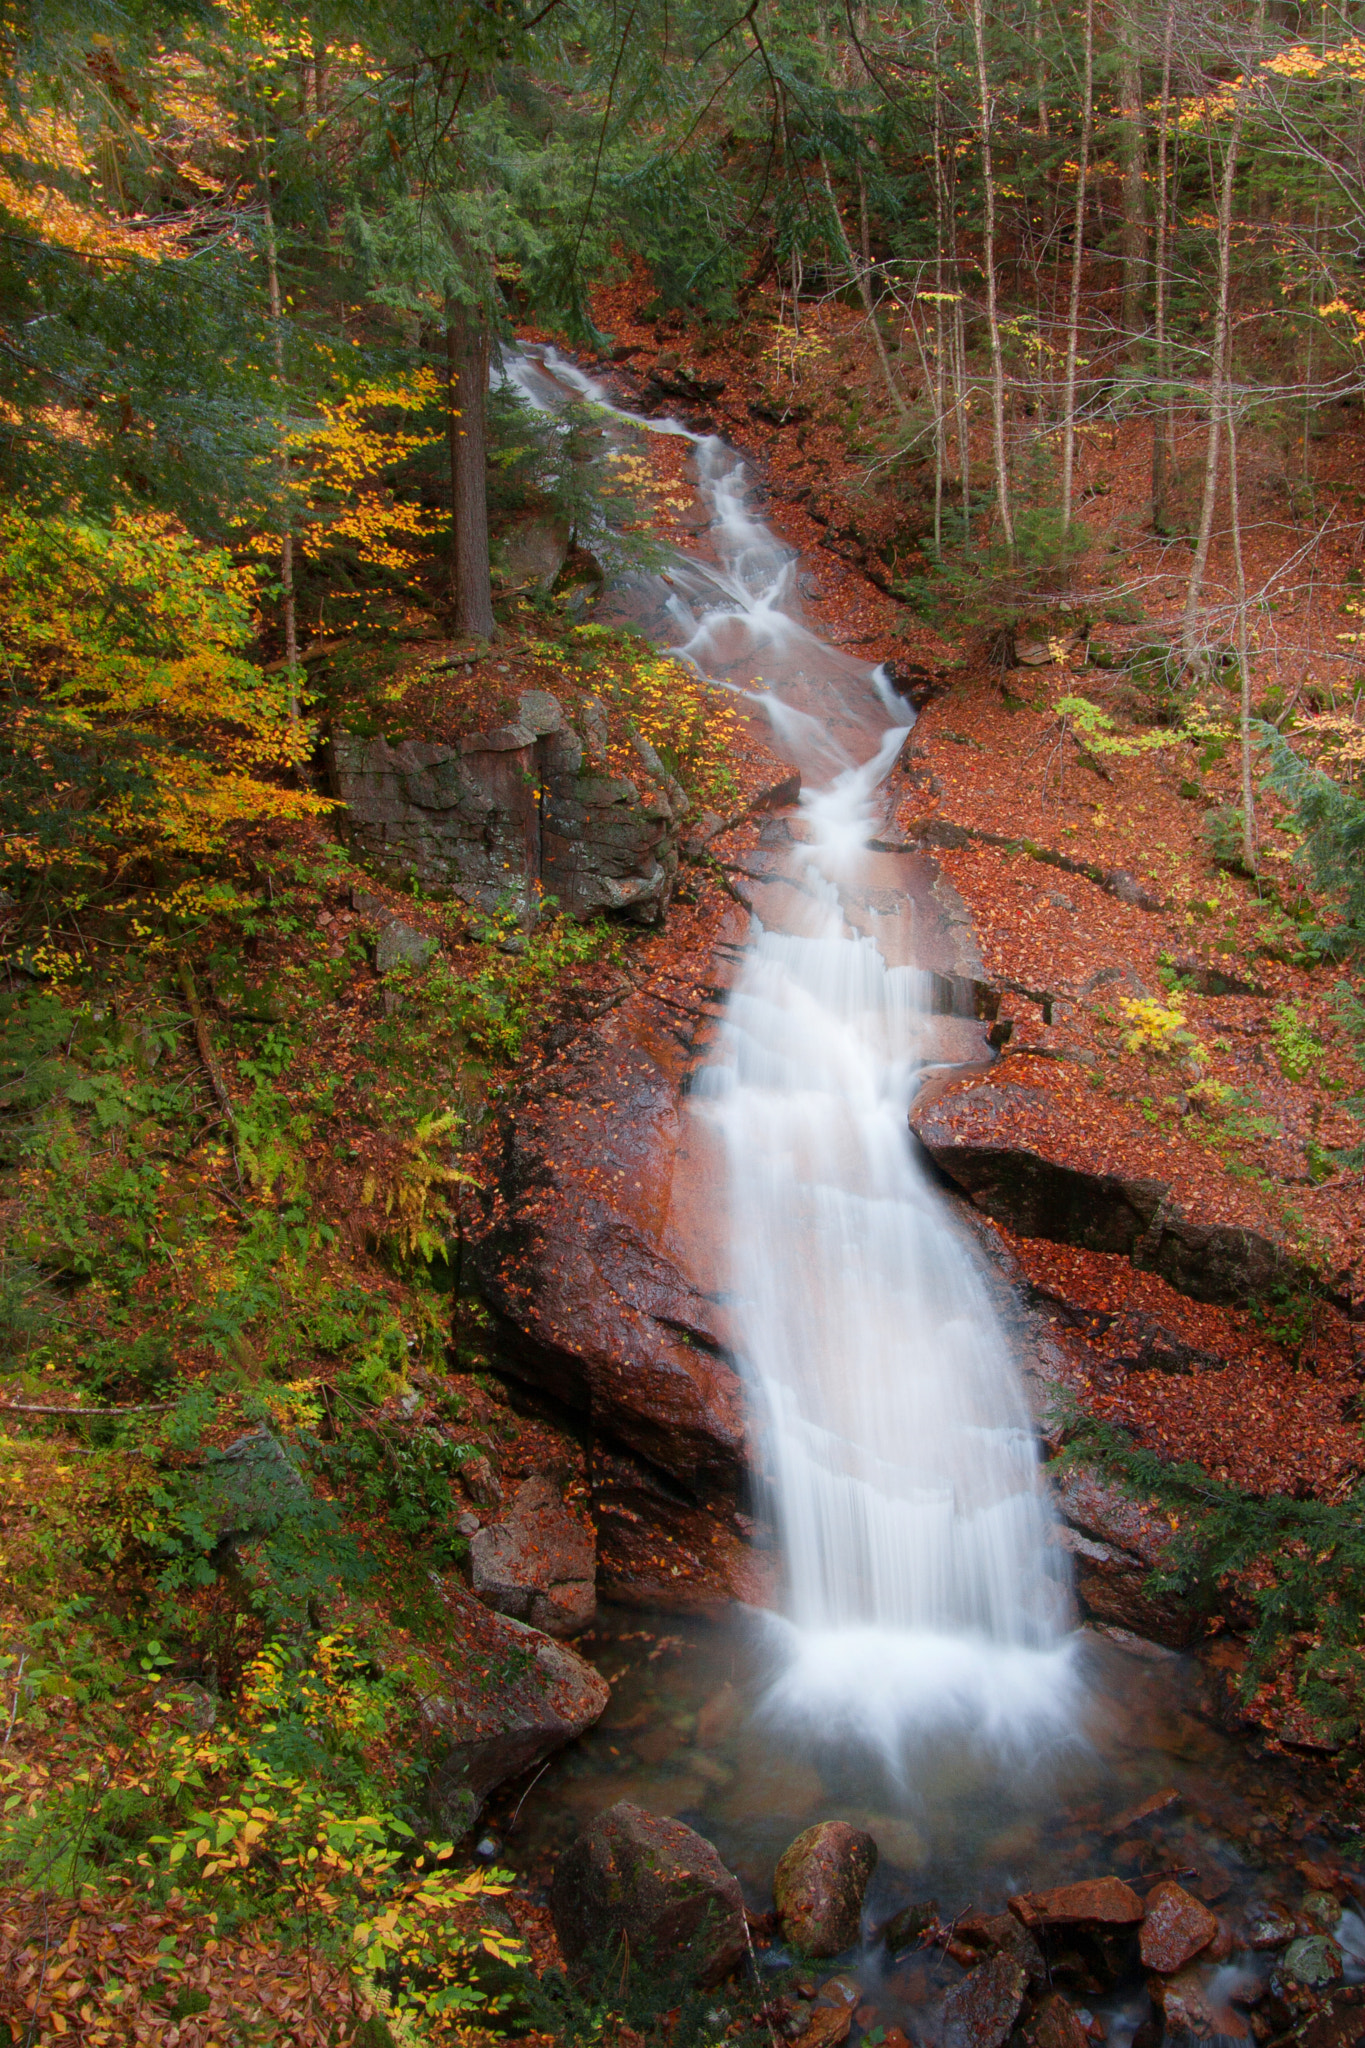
[{"x1": 323, "y1": 351, "x2": 1365, "y2": 2045}]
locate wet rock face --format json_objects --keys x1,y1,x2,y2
[
  {"x1": 468, "y1": 1473, "x2": 596, "y2": 1636},
  {"x1": 1244, "y1": 1901, "x2": 1297, "y2": 1951},
  {"x1": 422, "y1": 1603, "x2": 609, "y2": 1838},
  {"x1": 477, "y1": 1022, "x2": 746, "y2": 1501},
  {"x1": 551, "y1": 1801, "x2": 748, "y2": 1988},
  {"x1": 940, "y1": 1955, "x2": 1028, "y2": 2048},
  {"x1": 328, "y1": 689, "x2": 680, "y2": 923},
  {"x1": 953, "y1": 1910, "x2": 1046, "y2": 1989},
  {"x1": 1280, "y1": 1935, "x2": 1344, "y2": 1991},
  {"x1": 1050, "y1": 1468, "x2": 1197, "y2": 1648},
  {"x1": 773, "y1": 1822, "x2": 879, "y2": 1958}
]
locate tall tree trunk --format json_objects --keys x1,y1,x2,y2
[
  {"x1": 946, "y1": 142, "x2": 971, "y2": 528},
  {"x1": 932, "y1": 64, "x2": 947, "y2": 555},
  {"x1": 1060, "y1": 0, "x2": 1095, "y2": 540},
  {"x1": 257, "y1": 138, "x2": 299, "y2": 739},
  {"x1": 1152, "y1": 0, "x2": 1176, "y2": 530},
  {"x1": 1032, "y1": 0, "x2": 1049, "y2": 136},
  {"x1": 970, "y1": 0, "x2": 1014, "y2": 558},
  {"x1": 445, "y1": 298, "x2": 495, "y2": 641},
  {"x1": 1226, "y1": 399, "x2": 1257, "y2": 876},
  {"x1": 822, "y1": 156, "x2": 907, "y2": 420},
  {"x1": 1117, "y1": 20, "x2": 1148, "y2": 354},
  {"x1": 1182, "y1": 12, "x2": 1260, "y2": 667}
]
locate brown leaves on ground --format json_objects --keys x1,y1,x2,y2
[{"x1": 0, "y1": 1885, "x2": 359, "y2": 2046}]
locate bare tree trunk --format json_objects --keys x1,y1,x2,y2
[
  {"x1": 258, "y1": 140, "x2": 299, "y2": 738},
  {"x1": 1032, "y1": 0, "x2": 1049, "y2": 136},
  {"x1": 932, "y1": 65, "x2": 947, "y2": 554},
  {"x1": 970, "y1": 0, "x2": 1014, "y2": 557},
  {"x1": 955, "y1": 295, "x2": 971, "y2": 526},
  {"x1": 1060, "y1": 0, "x2": 1095, "y2": 539},
  {"x1": 1226, "y1": 399, "x2": 1257, "y2": 875},
  {"x1": 823, "y1": 156, "x2": 907, "y2": 420},
  {"x1": 445, "y1": 297, "x2": 495, "y2": 641},
  {"x1": 1182, "y1": 8, "x2": 1262, "y2": 667},
  {"x1": 946, "y1": 141, "x2": 971, "y2": 529},
  {"x1": 1152, "y1": 0, "x2": 1176, "y2": 529},
  {"x1": 1117, "y1": 20, "x2": 1148, "y2": 353}
]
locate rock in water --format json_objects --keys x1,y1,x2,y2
[
  {"x1": 1244, "y1": 1902, "x2": 1295, "y2": 1952},
  {"x1": 954, "y1": 1910, "x2": 1047, "y2": 1988},
  {"x1": 1139, "y1": 1880, "x2": 1218, "y2": 1974},
  {"x1": 1150, "y1": 1963, "x2": 1250, "y2": 2044},
  {"x1": 1279, "y1": 1935, "x2": 1344, "y2": 1991},
  {"x1": 551, "y1": 1802, "x2": 747, "y2": 1989},
  {"x1": 941, "y1": 1956, "x2": 1028, "y2": 2048},
  {"x1": 468, "y1": 1473, "x2": 596, "y2": 1636},
  {"x1": 1027, "y1": 1991, "x2": 1091, "y2": 2048},
  {"x1": 1010, "y1": 1876, "x2": 1145, "y2": 1932},
  {"x1": 773, "y1": 1822, "x2": 879, "y2": 1958},
  {"x1": 424, "y1": 1608, "x2": 609, "y2": 1838}
]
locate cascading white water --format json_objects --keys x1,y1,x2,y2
[{"x1": 506, "y1": 344, "x2": 1077, "y2": 1761}]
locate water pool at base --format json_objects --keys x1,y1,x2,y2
[{"x1": 490, "y1": 1603, "x2": 1360, "y2": 2042}]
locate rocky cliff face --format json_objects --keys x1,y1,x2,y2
[{"x1": 328, "y1": 688, "x2": 681, "y2": 923}]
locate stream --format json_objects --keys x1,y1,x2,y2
[{"x1": 496, "y1": 347, "x2": 1362, "y2": 2041}]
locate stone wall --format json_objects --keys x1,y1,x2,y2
[{"x1": 327, "y1": 688, "x2": 681, "y2": 923}]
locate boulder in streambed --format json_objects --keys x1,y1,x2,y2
[
  {"x1": 773, "y1": 1821, "x2": 878, "y2": 1958},
  {"x1": 1026, "y1": 1991, "x2": 1092, "y2": 2048},
  {"x1": 940, "y1": 1954, "x2": 1028, "y2": 2048},
  {"x1": 1139, "y1": 1880, "x2": 1218, "y2": 1975},
  {"x1": 953, "y1": 1909, "x2": 1047, "y2": 1988},
  {"x1": 552, "y1": 1801, "x2": 748, "y2": 1988},
  {"x1": 1278, "y1": 1934, "x2": 1344, "y2": 1992},
  {"x1": 422, "y1": 1601, "x2": 609, "y2": 1838},
  {"x1": 1243, "y1": 1900, "x2": 1296, "y2": 1951},
  {"x1": 1010, "y1": 1876, "x2": 1145, "y2": 1933},
  {"x1": 1149, "y1": 1962, "x2": 1251, "y2": 2044},
  {"x1": 468, "y1": 1473, "x2": 596, "y2": 1636}
]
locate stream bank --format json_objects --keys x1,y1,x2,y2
[{"x1": 311, "y1": 340, "x2": 1365, "y2": 2037}]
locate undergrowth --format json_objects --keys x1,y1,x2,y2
[{"x1": 1057, "y1": 1404, "x2": 1365, "y2": 1750}]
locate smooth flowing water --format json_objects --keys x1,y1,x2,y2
[
  {"x1": 507, "y1": 344, "x2": 1075, "y2": 1765},
  {"x1": 496, "y1": 350, "x2": 1357, "y2": 2041}
]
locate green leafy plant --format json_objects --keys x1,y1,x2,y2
[
  {"x1": 1257, "y1": 722, "x2": 1365, "y2": 955},
  {"x1": 1055, "y1": 1409, "x2": 1365, "y2": 1744},
  {"x1": 1269, "y1": 1002, "x2": 1326, "y2": 1081}
]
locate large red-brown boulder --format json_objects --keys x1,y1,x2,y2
[
  {"x1": 773, "y1": 1822, "x2": 879, "y2": 1957},
  {"x1": 1010, "y1": 1876, "x2": 1145, "y2": 1931},
  {"x1": 1149, "y1": 1963, "x2": 1251, "y2": 2044},
  {"x1": 421, "y1": 1590, "x2": 610, "y2": 1838},
  {"x1": 468, "y1": 1473, "x2": 596, "y2": 1635},
  {"x1": 1139, "y1": 1881, "x2": 1218, "y2": 1975},
  {"x1": 1027, "y1": 1991, "x2": 1092, "y2": 2048},
  {"x1": 551, "y1": 1801, "x2": 747, "y2": 1988},
  {"x1": 476, "y1": 1008, "x2": 745, "y2": 1494},
  {"x1": 941, "y1": 1956, "x2": 1028, "y2": 2048}
]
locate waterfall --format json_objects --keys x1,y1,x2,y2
[{"x1": 506, "y1": 345, "x2": 1077, "y2": 1760}]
